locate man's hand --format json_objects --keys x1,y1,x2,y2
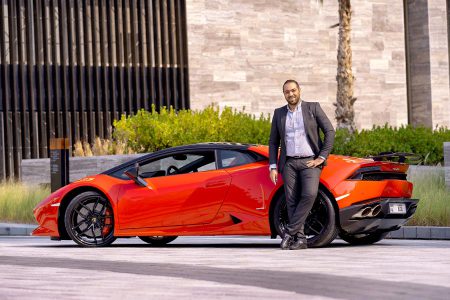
[
  {"x1": 306, "y1": 157, "x2": 325, "y2": 168},
  {"x1": 270, "y1": 169, "x2": 278, "y2": 185}
]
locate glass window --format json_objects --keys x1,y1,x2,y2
[
  {"x1": 219, "y1": 150, "x2": 257, "y2": 168},
  {"x1": 139, "y1": 152, "x2": 216, "y2": 178}
]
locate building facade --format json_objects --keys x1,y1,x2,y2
[
  {"x1": 186, "y1": 0, "x2": 450, "y2": 129},
  {"x1": 0, "y1": 0, "x2": 449, "y2": 179}
]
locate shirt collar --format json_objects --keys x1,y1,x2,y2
[{"x1": 286, "y1": 100, "x2": 302, "y2": 113}]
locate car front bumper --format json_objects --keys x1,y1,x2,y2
[{"x1": 339, "y1": 198, "x2": 419, "y2": 234}]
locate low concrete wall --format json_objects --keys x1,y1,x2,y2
[
  {"x1": 21, "y1": 154, "x2": 146, "y2": 185},
  {"x1": 445, "y1": 142, "x2": 450, "y2": 188},
  {"x1": 21, "y1": 153, "x2": 445, "y2": 186}
]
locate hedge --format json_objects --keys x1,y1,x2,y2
[
  {"x1": 113, "y1": 105, "x2": 271, "y2": 151},
  {"x1": 113, "y1": 105, "x2": 450, "y2": 165}
]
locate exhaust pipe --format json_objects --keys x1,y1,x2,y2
[
  {"x1": 351, "y1": 204, "x2": 382, "y2": 219},
  {"x1": 369, "y1": 204, "x2": 382, "y2": 217},
  {"x1": 352, "y1": 206, "x2": 373, "y2": 218}
]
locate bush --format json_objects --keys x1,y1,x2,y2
[
  {"x1": 333, "y1": 125, "x2": 450, "y2": 165},
  {"x1": 113, "y1": 106, "x2": 450, "y2": 165},
  {"x1": 113, "y1": 105, "x2": 271, "y2": 152}
]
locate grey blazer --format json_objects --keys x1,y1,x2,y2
[{"x1": 268, "y1": 101, "x2": 335, "y2": 174}]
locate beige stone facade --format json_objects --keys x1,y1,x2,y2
[
  {"x1": 428, "y1": 0, "x2": 450, "y2": 128},
  {"x1": 186, "y1": 0, "x2": 450, "y2": 129}
]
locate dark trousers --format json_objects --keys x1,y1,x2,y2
[{"x1": 282, "y1": 157, "x2": 321, "y2": 238}]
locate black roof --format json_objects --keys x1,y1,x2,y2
[{"x1": 102, "y1": 142, "x2": 253, "y2": 175}]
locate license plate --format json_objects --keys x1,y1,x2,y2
[{"x1": 389, "y1": 203, "x2": 406, "y2": 214}]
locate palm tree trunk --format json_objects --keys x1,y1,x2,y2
[{"x1": 335, "y1": 0, "x2": 356, "y2": 133}]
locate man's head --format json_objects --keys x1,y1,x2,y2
[{"x1": 283, "y1": 79, "x2": 301, "y2": 107}]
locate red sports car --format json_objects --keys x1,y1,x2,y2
[{"x1": 33, "y1": 143, "x2": 418, "y2": 247}]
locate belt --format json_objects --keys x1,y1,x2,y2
[{"x1": 287, "y1": 155, "x2": 314, "y2": 159}]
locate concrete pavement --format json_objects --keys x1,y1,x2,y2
[
  {"x1": 0, "y1": 236, "x2": 449, "y2": 299},
  {"x1": 2, "y1": 222, "x2": 450, "y2": 240}
]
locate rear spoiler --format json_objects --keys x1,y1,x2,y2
[{"x1": 366, "y1": 152, "x2": 422, "y2": 164}]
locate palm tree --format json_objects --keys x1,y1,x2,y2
[
  {"x1": 335, "y1": 0, "x2": 356, "y2": 133},
  {"x1": 318, "y1": 0, "x2": 357, "y2": 133}
]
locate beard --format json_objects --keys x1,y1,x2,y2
[{"x1": 286, "y1": 95, "x2": 300, "y2": 106}]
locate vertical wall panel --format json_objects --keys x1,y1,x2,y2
[
  {"x1": 114, "y1": 0, "x2": 125, "y2": 117},
  {"x1": 91, "y1": 0, "x2": 102, "y2": 138},
  {"x1": 145, "y1": 0, "x2": 156, "y2": 108},
  {"x1": 26, "y1": 0, "x2": 38, "y2": 158},
  {"x1": 0, "y1": 0, "x2": 14, "y2": 176},
  {"x1": 0, "y1": 0, "x2": 189, "y2": 180},
  {"x1": 99, "y1": 0, "x2": 110, "y2": 138},
  {"x1": 34, "y1": 0, "x2": 48, "y2": 157},
  {"x1": 106, "y1": 0, "x2": 117, "y2": 122},
  {"x1": 58, "y1": 0, "x2": 69, "y2": 140},
  {"x1": 138, "y1": 0, "x2": 148, "y2": 111},
  {"x1": 8, "y1": 0, "x2": 23, "y2": 179}
]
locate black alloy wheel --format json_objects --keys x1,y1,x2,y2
[
  {"x1": 338, "y1": 230, "x2": 388, "y2": 245},
  {"x1": 273, "y1": 189, "x2": 338, "y2": 247},
  {"x1": 64, "y1": 191, "x2": 116, "y2": 247},
  {"x1": 138, "y1": 236, "x2": 178, "y2": 246}
]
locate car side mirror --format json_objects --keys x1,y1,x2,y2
[{"x1": 124, "y1": 163, "x2": 148, "y2": 187}]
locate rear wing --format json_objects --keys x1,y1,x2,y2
[{"x1": 367, "y1": 152, "x2": 422, "y2": 164}]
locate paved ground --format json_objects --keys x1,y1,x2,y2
[{"x1": 0, "y1": 236, "x2": 449, "y2": 300}]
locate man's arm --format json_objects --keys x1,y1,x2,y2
[
  {"x1": 315, "y1": 103, "x2": 335, "y2": 159},
  {"x1": 268, "y1": 109, "x2": 280, "y2": 167},
  {"x1": 268, "y1": 109, "x2": 280, "y2": 184}
]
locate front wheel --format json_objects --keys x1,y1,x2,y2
[
  {"x1": 64, "y1": 191, "x2": 116, "y2": 247},
  {"x1": 273, "y1": 189, "x2": 338, "y2": 248},
  {"x1": 139, "y1": 236, "x2": 178, "y2": 246},
  {"x1": 339, "y1": 231, "x2": 388, "y2": 245}
]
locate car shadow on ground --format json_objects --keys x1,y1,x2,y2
[{"x1": 25, "y1": 240, "x2": 359, "y2": 249}]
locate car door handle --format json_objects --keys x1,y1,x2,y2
[{"x1": 205, "y1": 181, "x2": 227, "y2": 188}]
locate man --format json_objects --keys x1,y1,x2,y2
[{"x1": 269, "y1": 80, "x2": 335, "y2": 250}]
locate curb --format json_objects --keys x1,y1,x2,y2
[
  {"x1": 386, "y1": 226, "x2": 450, "y2": 240},
  {"x1": 0, "y1": 223, "x2": 37, "y2": 236},
  {"x1": 1, "y1": 223, "x2": 450, "y2": 240}
]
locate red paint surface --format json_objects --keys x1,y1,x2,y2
[{"x1": 33, "y1": 146, "x2": 414, "y2": 238}]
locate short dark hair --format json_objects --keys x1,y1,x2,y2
[{"x1": 283, "y1": 79, "x2": 300, "y2": 91}]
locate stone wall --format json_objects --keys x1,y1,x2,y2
[
  {"x1": 186, "y1": 0, "x2": 450, "y2": 129},
  {"x1": 405, "y1": 0, "x2": 433, "y2": 127},
  {"x1": 428, "y1": 0, "x2": 450, "y2": 128},
  {"x1": 186, "y1": 0, "x2": 407, "y2": 129},
  {"x1": 21, "y1": 154, "x2": 145, "y2": 185}
]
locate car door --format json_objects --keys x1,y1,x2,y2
[
  {"x1": 117, "y1": 151, "x2": 231, "y2": 229},
  {"x1": 218, "y1": 150, "x2": 272, "y2": 218}
]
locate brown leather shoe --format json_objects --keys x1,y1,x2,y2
[
  {"x1": 280, "y1": 233, "x2": 293, "y2": 250},
  {"x1": 289, "y1": 237, "x2": 308, "y2": 250}
]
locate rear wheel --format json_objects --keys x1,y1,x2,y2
[
  {"x1": 64, "y1": 191, "x2": 116, "y2": 247},
  {"x1": 339, "y1": 231, "x2": 388, "y2": 245},
  {"x1": 139, "y1": 236, "x2": 178, "y2": 246},
  {"x1": 273, "y1": 189, "x2": 338, "y2": 247}
]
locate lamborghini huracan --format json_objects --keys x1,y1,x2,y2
[{"x1": 33, "y1": 143, "x2": 418, "y2": 247}]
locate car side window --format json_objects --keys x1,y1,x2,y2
[
  {"x1": 219, "y1": 150, "x2": 257, "y2": 168},
  {"x1": 139, "y1": 152, "x2": 216, "y2": 178}
]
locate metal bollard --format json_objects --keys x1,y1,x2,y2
[
  {"x1": 445, "y1": 142, "x2": 450, "y2": 189},
  {"x1": 50, "y1": 138, "x2": 70, "y2": 192}
]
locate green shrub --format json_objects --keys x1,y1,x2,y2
[
  {"x1": 333, "y1": 125, "x2": 450, "y2": 165},
  {"x1": 113, "y1": 105, "x2": 271, "y2": 152},
  {"x1": 113, "y1": 106, "x2": 450, "y2": 165}
]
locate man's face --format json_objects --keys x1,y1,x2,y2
[{"x1": 283, "y1": 82, "x2": 301, "y2": 106}]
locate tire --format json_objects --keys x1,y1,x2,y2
[
  {"x1": 64, "y1": 191, "x2": 116, "y2": 247},
  {"x1": 273, "y1": 189, "x2": 338, "y2": 248},
  {"x1": 138, "y1": 236, "x2": 178, "y2": 246},
  {"x1": 339, "y1": 231, "x2": 388, "y2": 245}
]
